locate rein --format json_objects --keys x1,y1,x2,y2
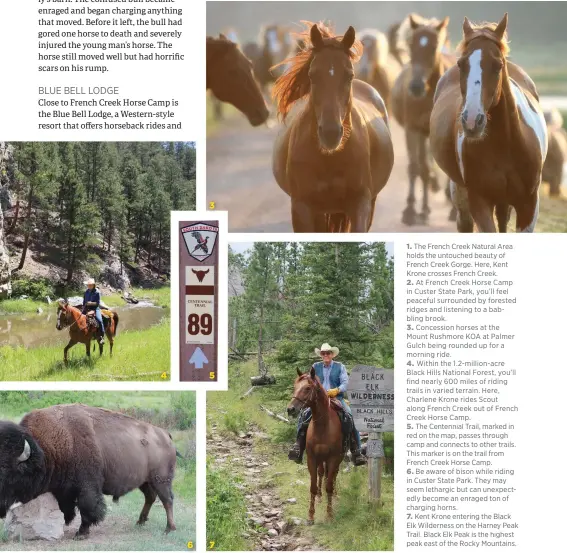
[{"x1": 293, "y1": 378, "x2": 330, "y2": 423}]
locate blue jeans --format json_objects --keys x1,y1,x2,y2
[
  {"x1": 93, "y1": 308, "x2": 104, "y2": 337},
  {"x1": 297, "y1": 398, "x2": 362, "y2": 449}
]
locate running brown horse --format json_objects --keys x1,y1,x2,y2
[
  {"x1": 355, "y1": 29, "x2": 395, "y2": 111},
  {"x1": 56, "y1": 299, "x2": 119, "y2": 365},
  {"x1": 272, "y1": 22, "x2": 394, "y2": 232},
  {"x1": 391, "y1": 15, "x2": 454, "y2": 225},
  {"x1": 207, "y1": 35, "x2": 270, "y2": 127},
  {"x1": 287, "y1": 367, "x2": 343, "y2": 523},
  {"x1": 430, "y1": 14, "x2": 548, "y2": 232}
]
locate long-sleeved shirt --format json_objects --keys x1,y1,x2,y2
[{"x1": 82, "y1": 288, "x2": 101, "y2": 313}]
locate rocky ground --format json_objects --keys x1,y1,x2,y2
[{"x1": 208, "y1": 424, "x2": 324, "y2": 551}]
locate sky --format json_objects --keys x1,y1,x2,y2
[{"x1": 230, "y1": 242, "x2": 395, "y2": 257}]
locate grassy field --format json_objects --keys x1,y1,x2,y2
[
  {"x1": 0, "y1": 286, "x2": 171, "y2": 316},
  {"x1": 0, "y1": 318, "x2": 170, "y2": 381},
  {"x1": 0, "y1": 392, "x2": 196, "y2": 551},
  {"x1": 207, "y1": 358, "x2": 394, "y2": 551}
]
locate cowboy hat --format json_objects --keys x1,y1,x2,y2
[
  {"x1": 315, "y1": 343, "x2": 339, "y2": 357},
  {"x1": 83, "y1": 278, "x2": 96, "y2": 286}
]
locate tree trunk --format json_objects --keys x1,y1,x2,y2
[
  {"x1": 14, "y1": 184, "x2": 34, "y2": 271},
  {"x1": 6, "y1": 198, "x2": 20, "y2": 235}
]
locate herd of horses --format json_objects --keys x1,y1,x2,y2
[{"x1": 207, "y1": 13, "x2": 567, "y2": 233}]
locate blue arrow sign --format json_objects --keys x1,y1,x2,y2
[{"x1": 189, "y1": 347, "x2": 209, "y2": 369}]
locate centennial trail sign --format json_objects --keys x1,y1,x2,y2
[{"x1": 179, "y1": 221, "x2": 219, "y2": 382}]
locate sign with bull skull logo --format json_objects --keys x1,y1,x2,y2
[{"x1": 181, "y1": 222, "x2": 218, "y2": 262}]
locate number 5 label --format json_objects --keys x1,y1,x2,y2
[{"x1": 185, "y1": 266, "x2": 215, "y2": 345}]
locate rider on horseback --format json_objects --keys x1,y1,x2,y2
[
  {"x1": 288, "y1": 343, "x2": 366, "y2": 466},
  {"x1": 82, "y1": 278, "x2": 105, "y2": 345}
]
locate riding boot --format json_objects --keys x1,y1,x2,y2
[
  {"x1": 288, "y1": 426, "x2": 307, "y2": 464},
  {"x1": 98, "y1": 326, "x2": 105, "y2": 345},
  {"x1": 350, "y1": 434, "x2": 367, "y2": 466}
]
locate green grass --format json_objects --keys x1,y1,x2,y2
[
  {"x1": 206, "y1": 358, "x2": 394, "y2": 551},
  {"x1": 0, "y1": 392, "x2": 196, "y2": 550},
  {"x1": 206, "y1": 462, "x2": 249, "y2": 552},
  {"x1": 0, "y1": 319, "x2": 170, "y2": 381},
  {"x1": 0, "y1": 286, "x2": 170, "y2": 315}
]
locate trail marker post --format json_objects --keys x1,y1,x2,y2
[{"x1": 347, "y1": 365, "x2": 394, "y2": 504}]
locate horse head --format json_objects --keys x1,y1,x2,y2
[
  {"x1": 307, "y1": 24, "x2": 360, "y2": 152},
  {"x1": 207, "y1": 35, "x2": 269, "y2": 126},
  {"x1": 407, "y1": 15, "x2": 450, "y2": 98},
  {"x1": 56, "y1": 298, "x2": 70, "y2": 331},
  {"x1": 287, "y1": 367, "x2": 321, "y2": 417},
  {"x1": 457, "y1": 13, "x2": 508, "y2": 139}
]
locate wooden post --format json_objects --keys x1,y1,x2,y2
[{"x1": 367, "y1": 432, "x2": 383, "y2": 504}]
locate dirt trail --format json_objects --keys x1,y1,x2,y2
[
  {"x1": 207, "y1": 113, "x2": 455, "y2": 232},
  {"x1": 208, "y1": 424, "x2": 324, "y2": 551}
]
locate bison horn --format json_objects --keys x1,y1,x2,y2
[{"x1": 17, "y1": 440, "x2": 31, "y2": 462}]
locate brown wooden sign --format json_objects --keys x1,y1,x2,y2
[{"x1": 179, "y1": 221, "x2": 219, "y2": 382}]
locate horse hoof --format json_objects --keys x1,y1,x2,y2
[
  {"x1": 402, "y1": 208, "x2": 416, "y2": 226},
  {"x1": 417, "y1": 212, "x2": 429, "y2": 225},
  {"x1": 306, "y1": 519, "x2": 314, "y2": 526},
  {"x1": 448, "y1": 207, "x2": 457, "y2": 222}
]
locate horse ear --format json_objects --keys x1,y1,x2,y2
[
  {"x1": 341, "y1": 26, "x2": 356, "y2": 51},
  {"x1": 409, "y1": 15, "x2": 420, "y2": 30},
  {"x1": 296, "y1": 367, "x2": 302, "y2": 377},
  {"x1": 310, "y1": 24, "x2": 324, "y2": 50},
  {"x1": 310, "y1": 366, "x2": 316, "y2": 379},
  {"x1": 463, "y1": 16, "x2": 474, "y2": 37},
  {"x1": 493, "y1": 13, "x2": 508, "y2": 41},
  {"x1": 219, "y1": 33, "x2": 227, "y2": 40},
  {"x1": 437, "y1": 17, "x2": 449, "y2": 32}
]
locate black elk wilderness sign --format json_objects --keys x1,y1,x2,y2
[
  {"x1": 179, "y1": 221, "x2": 219, "y2": 382},
  {"x1": 347, "y1": 365, "x2": 394, "y2": 432}
]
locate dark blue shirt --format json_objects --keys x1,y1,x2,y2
[{"x1": 83, "y1": 288, "x2": 101, "y2": 313}]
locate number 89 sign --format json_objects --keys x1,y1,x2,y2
[{"x1": 185, "y1": 267, "x2": 215, "y2": 345}]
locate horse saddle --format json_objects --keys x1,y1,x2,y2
[
  {"x1": 329, "y1": 399, "x2": 354, "y2": 453},
  {"x1": 86, "y1": 309, "x2": 113, "y2": 320},
  {"x1": 86, "y1": 310, "x2": 112, "y2": 332}
]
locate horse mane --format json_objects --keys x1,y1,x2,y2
[
  {"x1": 457, "y1": 22, "x2": 510, "y2": 57},
  {"x1": 272, "y1": 21, "x2": 363, "y2": 121}
]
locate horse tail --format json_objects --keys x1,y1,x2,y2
[
  {"x1": 112, "y1": 311, "x2": 119, "y2": 336},
  {"x1": 326, "y1": 214, "x2": 350, "y2": 233}
]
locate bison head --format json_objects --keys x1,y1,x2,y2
[{"x1": 0, "y1": 422, "x2": 46, "y2": 517}]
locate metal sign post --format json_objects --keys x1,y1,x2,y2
[
  {"x1": 179, "y1": 221, "x2": 219, "y2": 382},
  {"x1": 347, "y1": 365, "x2": 394, "y2": 504}
]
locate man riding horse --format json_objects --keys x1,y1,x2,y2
[
  {"x1": 288, "y1": 343, "x2": 366, "y2": 466},
  {"x1": 82, "y1": 277, "x2": 105, "y2": 345}
]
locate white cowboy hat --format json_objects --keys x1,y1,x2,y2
[
  {"x1": 83, "y1": 278, "x2": 96, "y2": 286},
  {"x1": 315, "y1": 343, "x2": 339, "y2": 357}
]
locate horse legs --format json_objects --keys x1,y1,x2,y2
[
  {"x1": 291, "y1": 198, "x2": 326, "y2": 232},
  {"x1": 307, "y1": 454, "x2": 318, "y2": 524},
  {"x1": 446, "y1": 177, "x2": 457, "y2": 221},
  {"x1": 317, "y1": 463, "x2": 324, "y2": 500},
  {"x1": 515, "y1": 190, "x2": 539, "y2": 233},
  {"x1": 325, "y1": 460, "x2": 341, "y2": 520},
  {"x1": 64, "y1": 340, "x2": 75, "y2": 366},
  {"x1": 349, "y1": 194, "x2": 374, "y2": 232},
  {"x1": 450, "y1": 181, "x2": 474, "y2": 232},
  {"x1": 468, "y1": 192, "x2": 496, "y2": 232},
  {"x1": 402, "y1": 129, "x2": 419, "y2": 225},
  {"x1": 417, "y1": 134, "x2": 431, "y2": 223},
  {"x1": 495, "y1": 204, "x2": 512, "y2": 233}
]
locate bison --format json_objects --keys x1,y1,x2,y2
[{"x1": 0, "y1": 404, "x2": 177, "y2": 539}]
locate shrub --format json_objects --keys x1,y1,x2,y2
[{"x1": 11, "y1": 277, "x2": 54, "y2": 300}]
